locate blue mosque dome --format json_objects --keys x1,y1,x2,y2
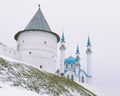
[{"x1": 64, "y1": 56, "x2": 78, "y2": 64}]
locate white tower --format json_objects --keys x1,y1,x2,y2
[
  {"x1": 86, "y1": 36, "x2": 92, "y2": 83},
  {"x1": 59, "y1": 33, "x2": 66, "y2": 75},
  {"x1": 14, "y1": 6, "x2": 60, "y2": 73}
]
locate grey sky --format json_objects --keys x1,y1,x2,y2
[{"x1": 0, "y1": 0, "x2": 120, "y2": 92}]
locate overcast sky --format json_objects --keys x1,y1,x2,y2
[{"x1": 0, "y1": 0, "x2": 120, "y2": 92}]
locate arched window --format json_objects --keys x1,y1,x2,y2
[
  {"x1": 71, "y1": 64, "x2": 73, "y2": 68},
  {"x1": 82, "y1": 76, "x2": 84, "y2": 83},
  {"x1": 67, "y1": 75, "x2": 69, "y2": 78},
  {"x1": 40, "y1": 65, "x2": 42, "y2": 69},
  {"x1": 71, "y1": 75, "x2": 74, "y2": 80},
  {"x1": 66, "y1": 65, "x2": 68, "y2": 68}
]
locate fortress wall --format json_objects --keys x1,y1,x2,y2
[{"x1": 0, "y1": 42, "x2": 19, "y2": 60}]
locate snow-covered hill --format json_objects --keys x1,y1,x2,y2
[
  {"x1": 77, "y1": 82, "x2": 120, "y2": 96},
  {"x1": 0, "y1": 56, "x2": 95, "y2": 96}
]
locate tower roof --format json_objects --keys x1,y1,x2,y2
[
  {"x1": 76, "y1": 45, "x2": 80, "y2": 54},
  {"x1": 14, "y1": 6, "x2": 60, "y2": 42},
  {"x1": 25, "y1": 7, "x2": 51, "y2": 31}
]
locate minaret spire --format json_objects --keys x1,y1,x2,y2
[
  {"x1": 87, "y1": 36, "x2": 91, "y2": 47},
  {"x1": 61, "y1": 32, "x2": 65, "y2": 42},
  {"x1": 76, "y1": 44, "x2": 80, "y2": 60},
  {"x1": 76, "y1": 44, "x2": 80, "y2": 54}
]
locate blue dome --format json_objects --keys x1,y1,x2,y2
[{"x1": 64, "y1": 56, "x2": 77, "y2": 64}]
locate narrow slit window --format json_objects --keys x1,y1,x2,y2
[
  {"x1": 82, "y1": 76, "x2": 84, "y2": 83},
  {"x1": 44, "y1": 41, "x2": 46, "y2": 44},
  {"x1": 40, "y1": 65, "x2": 42, "y2": 69}
]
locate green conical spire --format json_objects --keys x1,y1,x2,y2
[{"x1": 25, "y1": 6, "x2": 51, "y2": 31}]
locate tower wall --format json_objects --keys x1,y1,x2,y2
[
  {"x1": 87, "y1": 53, "x2": 92, "y2": 76},
  {"x1": 17, "y1": 30, "x2": 58, "y2": 73}
]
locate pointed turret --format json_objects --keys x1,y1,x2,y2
[{"x1": 76, "y1": 45, "x2": 80, "y2": 60}]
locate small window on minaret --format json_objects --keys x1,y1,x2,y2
[
  {"x1": 82, "y1": 76, "x2": 84, "y2": 83},
  {"x1": 23, "y1": 40, "x2": 24, "y2": 42},
  {"x1": 40, "y1": 65, "x2": 42, "y2": 69},
  {"x1": 29, "y1": 52, "x2": 31, "y2": 54}
]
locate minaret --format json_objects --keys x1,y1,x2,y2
[
  {"x1": 59, "y1": 33, "x2": 66, "y2": 75},
  {"x1": 76, "y1": 45, "x2": 80, "y2": 60},
  {"x1": 75, "y1": 45, "x2": 81, "y2": 81},
  {"x1": 86, "y1": 36, "x2": 92, "y2": 83}
]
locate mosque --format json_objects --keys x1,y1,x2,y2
[
  {"x1": 0, "y1": 6, "x2": 92, "y2": 84},
  {"x1": 59, "y1": 33, "x2": 92, "y2": 83}
]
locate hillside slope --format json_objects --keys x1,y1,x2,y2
[{"x1": 0, "y1": 57, "x2": 96, "y2": 96}]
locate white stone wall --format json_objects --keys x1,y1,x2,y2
[
  {"x1": 0, "y1": 43, "x2": 19, "y2": 60},
  {"x1": 17, "y1": 31, "x2": 58, "y2": 73}
]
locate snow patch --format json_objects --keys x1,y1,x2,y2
[{"x1": 0, "y1": 82, "x2": 41, "y2": 96}]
